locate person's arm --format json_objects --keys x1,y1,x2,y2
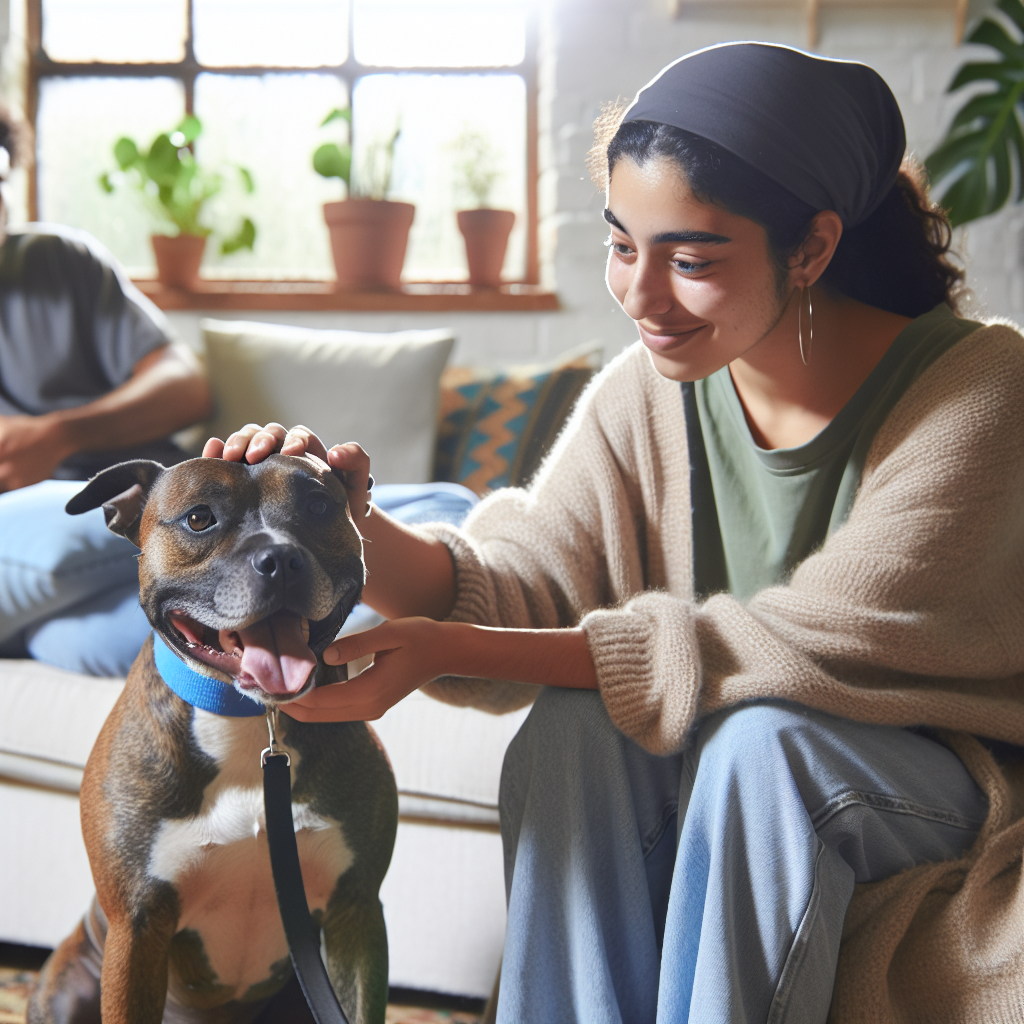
[
  {"x1": 204, "y1": 424, "x2": 457, "y2": 621},
  {"x1": 285, "y1": 618, "x2": 597, "y2": 723},
  {"x1": 0, "y1": 343, "x2": 211, "y2": 491}
]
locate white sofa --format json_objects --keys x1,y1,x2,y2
[{"x1": 0, "y1": 319, "x2": 535, "y2": 999}]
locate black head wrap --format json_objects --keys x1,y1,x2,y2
[{"x1": 623, "y1": 42, "x2": 905, "y2": 226}]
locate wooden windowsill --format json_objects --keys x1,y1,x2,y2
[{"x1": 133, "y1": 279, "x2": 560, "y2": 313}]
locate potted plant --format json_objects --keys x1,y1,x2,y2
[
  {"x1": 100, "y1": 115, "x2": 256, "y2": 289},
  {"x1": 314, "y1": 108, "x2": 414, "y2": 291},
  {"x1": 452, "y1": 127, "x2": 514, "y2": 288},
  {"x1": 926, "y1": 0, "x2": 1024, "y2": 226}
]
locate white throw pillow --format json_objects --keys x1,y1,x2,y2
[{"x1": 200, "y1": 320, "x2": 455, "y2": 484}]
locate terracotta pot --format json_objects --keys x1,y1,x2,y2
[
  {"x1": 323, "y1": 199, "x2": 416, "y2": 290},
  {"x1": 457, "y1": 208, "x2": 515, "y2": 288},
  {"x1": 151, "y1": 234, "x2": 207, "y2": 290}
]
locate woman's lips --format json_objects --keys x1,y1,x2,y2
[{"x1": 638, "y1": 323, "x2": 706, "y2": 353}]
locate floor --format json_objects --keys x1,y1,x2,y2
[{"x1": 0, "y1": 944, "x2": 484, "y2": 1024}]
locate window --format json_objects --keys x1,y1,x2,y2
[{"x1": 26, "y1": 0, "x2": 538, "y2": 286}]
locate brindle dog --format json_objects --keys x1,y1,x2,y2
[{"x1": 28, "y1": 454, "x2": 398, "y2": 1024}]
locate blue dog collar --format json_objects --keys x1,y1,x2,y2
[{"x1": 152, "y1": 633, "x2": 265, "y2": 718}]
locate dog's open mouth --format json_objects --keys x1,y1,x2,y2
[{"x1": 168, "y1": 610, "x2": 316, "y2": 697}]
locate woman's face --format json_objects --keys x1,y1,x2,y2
[{"x1": 605, "y1": 156, "x2": 791, "y2": 382}]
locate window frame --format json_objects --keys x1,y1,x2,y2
[{"x1": 24, "y1": 0, "x2": 541, "y2": 292}]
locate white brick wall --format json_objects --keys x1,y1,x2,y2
[{"x1": 158, "y1": 0, "x2": 1022, "y2": 361}]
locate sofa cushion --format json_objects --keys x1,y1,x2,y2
[
  {"x1": 0, "y1": 659, "x2": 123, "y2": 790},
  {"x1": 201, "y1": 320, "x2": 455, "y2": 485},
  {"x1": 433, "y1": 343, "x2": 602, "y2": 495}
]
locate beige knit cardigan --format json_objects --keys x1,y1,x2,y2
[{"x1": 421, "y1": 323, "x2": 1024, "y2": 1022}]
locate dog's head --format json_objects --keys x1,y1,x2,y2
[{"x1": 67, "y1": 454, "x2": 364, "y2": 705}]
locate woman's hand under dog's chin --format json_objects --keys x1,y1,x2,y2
[
  {"x1": 282, "y1": 618, "x2": 599, "y2": 724},
  {"x1": 202, "y1": 422, "x2": 373, "y2": 519}
]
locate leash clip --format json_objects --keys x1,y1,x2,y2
[{"x1": 260, "y1": 707, "x2": 291, "y2": 767}]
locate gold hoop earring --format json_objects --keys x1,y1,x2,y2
[{"x1": 798, "y1": 286, "x2": 814, "y2": 366}]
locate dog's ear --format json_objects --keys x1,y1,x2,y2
[{"x1": 65, "y1": 460, "x2": 165, "y2": 546}]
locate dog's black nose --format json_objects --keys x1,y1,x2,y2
[{"x1": 252, "y1": 546, "x2": 304, "y2": 577}]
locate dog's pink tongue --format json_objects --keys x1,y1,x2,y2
[{"x1": 237, "y1": 611, "x2": 315, "y2": 694}]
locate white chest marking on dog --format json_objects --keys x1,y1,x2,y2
[{"x1": 147, "y1": 711, "x2": 353, "y2": 993}]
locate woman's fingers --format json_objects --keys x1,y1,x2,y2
[
  {"x1": 244, "y1": 424, "x2": 289, "y2": 464},
  {"x1": 285, "y1": 671, "x2": 390, "y2": 722},
  {"x1": 323, "y1": 622, "x2": 394, "y2": 666},
  {"x1": 327, "y1": 443, "x2": 373, "y2": 519},
  {"x1": 216, "y1": 422, "x2": 287, "y2": 463},
  {"x1": 202, "y1": 437, "x2": 225, "y2": 458},
  {"x1": 280, "y1": 425, "x2": 330, "y2": 462}
]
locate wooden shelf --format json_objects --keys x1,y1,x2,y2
[
  {"x1": 669, "y1": 0, "x2": 970, "y2": 45},
  {"x1": 133, "y1": 279, "x2": 560, "y2": 313}
]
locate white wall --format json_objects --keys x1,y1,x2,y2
[{"x1": 19, "y1": 0, "x2": 1021, "y2": 363}]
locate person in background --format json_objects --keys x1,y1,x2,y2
[{"x1": 0, "y1": 106, "x2": 212, "y2": 675}]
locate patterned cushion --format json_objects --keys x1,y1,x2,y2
[{"x1": 433, "y1": 345, "x2": 603, "y2": 495}]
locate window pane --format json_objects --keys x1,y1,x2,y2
[
  {"x1": 194, "y1": 73, "x2": 348, "y2": 277},
  {"x1": 354, "y1": 0, "x2": 526, "y2": 68},
  {"x1": 354, "y1": 73, "x2": 526, "y2": 280},
  {"x1": 37, "y1": 77, "x2": 185, "y2": 272},
  {"x1": 193, "y1": 0, "x2": 348, "y2": 68},
  {"x1": 42, "y1": 0, "x2": 187, "y2": 63}
]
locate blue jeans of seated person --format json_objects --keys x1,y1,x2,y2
[
  {"x1": 0, "y1": 479, "x2": 477, "y2": 676},
  {"x1": 498, "y1": 691, "x2": 988, "y2": 1024}
]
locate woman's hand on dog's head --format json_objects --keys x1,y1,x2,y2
[
  {"x1": 202, "y1": 423, "x2": 373, "y2": 519},
  {"x1": 202, "y1": 422, "x2": 328, "y2": 464}
]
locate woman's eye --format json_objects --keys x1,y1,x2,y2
[
  {"x1": 185, "y1": 506, "x2": 216, "y2": 532},
  {"x1": 673, "y1": 259, "x2": 712, "y2": 275},
  {"x1": 308, "y1": 497, "x2": 328, "y2": 516},
  {"x1": 604, "y1": 235, "x2": 634, "y2": 257}
]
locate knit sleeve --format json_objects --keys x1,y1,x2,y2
[
  {"x1": 584, "y1": 325, "x2": 1024, "y2": 755},
  {"x1": 418, "y1": 345, "x2": 686, "y2": 713}
]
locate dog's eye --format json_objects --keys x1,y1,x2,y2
[
  {"x1": 307, "y1": 497, "x2": 328, "y2": 516},
  {"x1": 185, "y1": 506, "x2": 216, "y2": 532}
]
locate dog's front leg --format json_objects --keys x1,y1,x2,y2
[
  {"x1": 322, "y1": 882, "x2": 389, "y2": 1024},
  {"x1": 98, "y1": 895, "x2": 179, "y2": 1024}
]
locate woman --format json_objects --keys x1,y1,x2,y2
[{"x1": 210, "y1": 44, "x2": 1024, "y2": 1023}]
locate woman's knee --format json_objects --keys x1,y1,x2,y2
[
  {"x1": 505, "y1": 687, "x2": 620, "y2": 779},
  {"x1": 691, "y1": 701, "x2": 822, "y2": 783},
  {"x1": 500, "y1": 688, "x2": 683, "y2": 842}
]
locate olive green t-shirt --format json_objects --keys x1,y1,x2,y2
[{"x1": 692, "y1": 303, "x2": 981, "y2": 602}]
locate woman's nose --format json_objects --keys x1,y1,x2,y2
[{"x1": 621, "y1": 256, "x2": 674, "y2": 322}]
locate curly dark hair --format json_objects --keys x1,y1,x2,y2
[
  {"x1": 0, "y1": 105, "x2": 31, "y2": 170},
  {"x1": 589, "y1": 103, "x2": 965, "y2": 318}
]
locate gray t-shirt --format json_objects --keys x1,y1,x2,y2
[{"x1": 0, "y1": 223, "x2": 171, "y2": 418}]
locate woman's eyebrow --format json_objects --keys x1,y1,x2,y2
[
  {"x1": 652, "y1": 229, "x2": 731, "y2": 245},
  {"x1": 602, "y1": 209, "x2": 730, "y2": 245},
  {"x1": 603, "y1": 208, "x2": 627, "y2": 231}
]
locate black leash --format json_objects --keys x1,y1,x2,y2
[{"x1": 262, "y1": 709, "x2": 350, "y2": 1024}]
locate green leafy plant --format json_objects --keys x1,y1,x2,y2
[
  {"x1": 100, "y1": 115, "x2": 256, "y2": 255},
  {"x1": 312, "y1": 107, "x2": 400, "y2": 200},
  {"x1": 451, "y1": 126, "x2": 503, "y2": 208},
  {"x1": 312, "y1": 107, "x2": 352, "y2": 190},
  {"x1": 926, "y1": 0, "x2": 1024, "y2": 227}
]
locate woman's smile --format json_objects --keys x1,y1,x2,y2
[{"x1": 636, "y1": 322, "x2": 707, "y2": 353}]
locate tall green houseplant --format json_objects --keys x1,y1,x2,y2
[{"x1": 926, "y1": 0, "x2": 1024, "y2": 226}]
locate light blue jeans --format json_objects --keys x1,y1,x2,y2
[
  {"x1": 498, "y1": 690, "x2": 988, "y2": 1024},
  {"x1": 0, "y1": 479, "x2": 477, "y2": 676}
]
